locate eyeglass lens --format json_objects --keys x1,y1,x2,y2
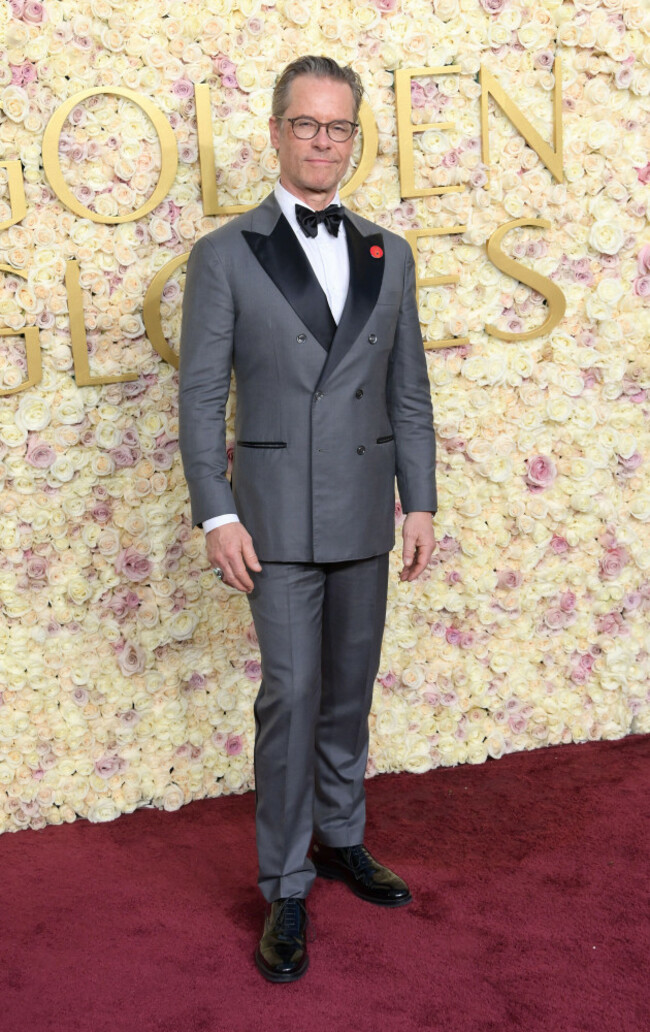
[{"x1": 290, "y1": 118, "x2": 355, "y2": 141}]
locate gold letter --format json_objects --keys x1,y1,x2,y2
[
  {"x1": 65, "y1": 260, "x2": 138, "y2": 385},
  {"x1": 485, "y1": 218, "x2": 566, "y2": 341},
  {"x1": 0, "y1": 162, "x2": 27, "y2": 231},
  {"x1": 340, "y1": 102, "x2": 379, "y2": 200},
  {"x1": 0, "y1": 265, "x2": 42, "y2": 396},
  {"x1": 196, "y1": 84, "x2": 254, "y2": 217},
  {"x1": 480, "y1": 58, "x2": 563, "y2": 182},
  {"x1": 405, "y1": 227, "x2": 469, "y2": 349},
  {"x1": 395, "y1": 66, "x2": 464, "y2": 199},
  {"x1": 43, "y1": 88, "x2": 178, "y2": 224},
  {"x1": 143, "y1": 253, "x2": 189, "y2": 369}
]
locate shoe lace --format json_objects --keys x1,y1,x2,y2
[
  {"x1": 274, "y1": 898, "x2": 309, "y2": 943},
  {"x1": 345, "y1": 844, "x2": 376, "y2": 880}
]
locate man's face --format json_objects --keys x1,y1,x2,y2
[{"x1": 269, "y1": 75, "x2": 358, "y2": 207}]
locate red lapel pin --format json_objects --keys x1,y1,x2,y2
[{"x1": 370, "y1": 245, "x2": 383, "y2": 259}]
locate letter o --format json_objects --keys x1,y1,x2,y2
[{"x1": 42, "y1": 87, "x2": 178, "y2": 224}]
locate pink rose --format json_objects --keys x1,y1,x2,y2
[
  {"x1": 410, "y1": 81, "x2": 427, "y2": 109},
  {"x1": 372, "y1": 0, "x2": 398, "y2": 11},
  {"x1": 480, "y1": 0, "x2": 508, "y2": 12},
  {"x1": 497, "y1": 569, "x2": 522, "y2": 589},
  {"x1": 596, "y1": 612, "x2": 624, "y2": 635},
  {"x1": 116, "y1": 641, "x2": 146, "y2": 676},
  {"x1": 172, "y1": 79, "x2": 194, "y2": 99},
  {"x1": 244, "y1": 659, "x2": 262, "y2": 681},
  {"x1": 446, "y1": 627, "x2": 462, "y2": 646},
  {"x1": 636, "y1": 164, "x2": 650, "y2": 185},
  {"x1": 25, "y1": 438, "x2": 56, "y2": 468},
  {"x1": 617, "y1": 452, "x2": 642, "y2": 472},
  {"x1": 570, "y1": 654, "x2": 594, "y2": 685},
  {"x1": 534, "y1": 50, "x2": 554, "y2": 69},
  {"x1": 187, "y1": 672, "x2": 206, "y2": 690},
  {"x1": 115, "y1": 547, "x2": 152, "y2": 582},
  {"x1": 559, "y1": 591, "x2": 576, "y2": 613},
  {"x1": 633, "y1": 276, "x2": 650, "y2": 297},
  {"x1": 109, "y1": 446, "x2": 137, "y2": 468},
  {"x1": 544, "y1": 607, "x2": 568, "y2": 631},
  {"x1": 26, "y1": 555, "x2": 48, "y2": 580},
  {"x1": 550, "y1": 534, "x2": 569, "y2": 554},
  {"x1": 379, "y1": 671, "x2": 397, "y2": 688},
  {"x1": 599, "y1": 547, "x2": 628, "y2": 580},
  {"x1": 121, "y1": 428, "x2": 140, "y2": 448},
  {"x1": 525, "y1": 454, "x2": 557, "y2": 490},
  {"x1": 94, "y1": 755, "x2": 124, "y2": 779},
  {"x1": 119, "y1": 710, "x2": 140, "y2": 725},
  {"x1": 508, "y1": 714, "x2": 528, "y2": 734},
  {"x1": 91, "y1": 503, "x2": 112, "y2": 523},
  {"x1": 226, "y1": 735, "x2": 243, "y2": 756},
  {"x1": 23, "y1": 1, "x2": 45, "y2": 23}
]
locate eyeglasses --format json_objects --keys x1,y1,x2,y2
[{"x1": 281, "y1": 117, "x2": 358, "y2": 142}]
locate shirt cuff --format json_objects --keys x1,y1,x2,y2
[{"x1": 203, "y1": 514, "x2": 240, "y2": 534}]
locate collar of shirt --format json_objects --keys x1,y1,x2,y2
[{"x1": 273, "y1": 181, "x2": 349, "y2": 323}]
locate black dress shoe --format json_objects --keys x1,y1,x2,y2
[
  {"x1": 254, "y1": 897, "x2": 309, "y2": 983},
  {"x1": 312, "y1": 842, "x2": 412, "y2": 907}
]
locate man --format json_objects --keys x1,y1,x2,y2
[{"x1": 179, "y1": 56, "x2": 436, "y2": 983}]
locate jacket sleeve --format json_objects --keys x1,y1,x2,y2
[
  {"x1": 386, "y1": 243, "x2": 437, "y2": 515},
  {"x1": 178, "y1": 233, "x2": 237, "y2": 527}
]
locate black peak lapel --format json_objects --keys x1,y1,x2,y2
[
  {"x1": 316, "y1": 214, "x2": 385, "y2": 389},
  {"x1": 242, "y1": 215, "x2": 336, "y2": 352}
]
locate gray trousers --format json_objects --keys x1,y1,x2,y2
[{"x1": 248, "y1": 553, "x2": 390, "y2": 902}]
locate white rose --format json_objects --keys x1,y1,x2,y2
[
  {"x1": 16, "y1": 396, "x2": 51, "y2": 431},
  {"x1": 1, "y1": 85, "x2": 29, "y2": 123},
  {"x1": 596, "y1": 279, "x2": 625, "y2": 306},
  {"x1": 629, "y1": 495, "x2": 650, "y2": 522},
  {"x1": 162, "y1": 783, "x2": 185, "y2": 811},
  {"x1": 588, "y1": 221, "x2": 625, "y2": 255},
  {"x1": 54, "y1": 397, "x2": 86, "y2": 424},
  {"x1": 87, "y1": 799, "x2": 121, "y2": 823}
]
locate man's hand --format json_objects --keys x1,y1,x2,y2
[
  {"x1": 206, "y1": 523, "x2": 262, "y2": 593},
  {"x1": 400, "y1": 511, "x2": 436, "y2": 582}
]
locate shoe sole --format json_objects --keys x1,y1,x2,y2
[
  {"x1": 254, "y1": 947, "x2": 309, "y2": 983},
  {"x1": 313, "y1": 862, "x2": 412, "y2": 907}
]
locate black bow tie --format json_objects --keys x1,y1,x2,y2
[{"x1": 295, "y1": 203, "x2": 343, "y2": 239}]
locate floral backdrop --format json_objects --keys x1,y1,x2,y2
[{"x1": 0, "y1": 0, "x2": 649, "y2": 833}]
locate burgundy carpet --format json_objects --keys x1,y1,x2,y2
[{"x1": 2, "y1": 734, "x2": 649, "y2": 1032}]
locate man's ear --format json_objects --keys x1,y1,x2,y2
[{"x1": 269, "y1": 116, "x2": 281, "y2": 149}]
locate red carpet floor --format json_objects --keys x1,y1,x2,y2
[{"x1": 1, "y1": 734, "x2": 649, "y2": 1032}]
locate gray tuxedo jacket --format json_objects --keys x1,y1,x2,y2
[{"x1": 178, "y1": 193, "x2": 436, "y2": 563}]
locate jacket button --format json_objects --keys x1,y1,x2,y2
[
  {"x1": 355, "y1": 388, "x2": 364, "y2": 399},
  {"x1": 314, "y1": 390, "x2": 324, "y2": 401},
  {"x1": 296, "y1": 333, "x2": 306, "y2": 343},
  {"x1": 368, "y1": 333, "x2": 377, "y2": 344},
  {"x1": 356, "y1": 445, "x2": 366, "y2": 455}
]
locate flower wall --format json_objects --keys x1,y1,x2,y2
[{"x1": 0, "y1": 0, "x2": 649, "y2": 833}]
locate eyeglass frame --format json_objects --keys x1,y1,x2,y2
[{"x1": 279, "y1": 116, "x2": 359, "y2": 142}]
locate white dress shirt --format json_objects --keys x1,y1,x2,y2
[{"x1": 203, "y1": 181, "x2": 350, "y2": 535}]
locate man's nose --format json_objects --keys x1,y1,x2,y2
[{"x1": 312, "y1": 125, "x2": 331, "y2": 146}]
